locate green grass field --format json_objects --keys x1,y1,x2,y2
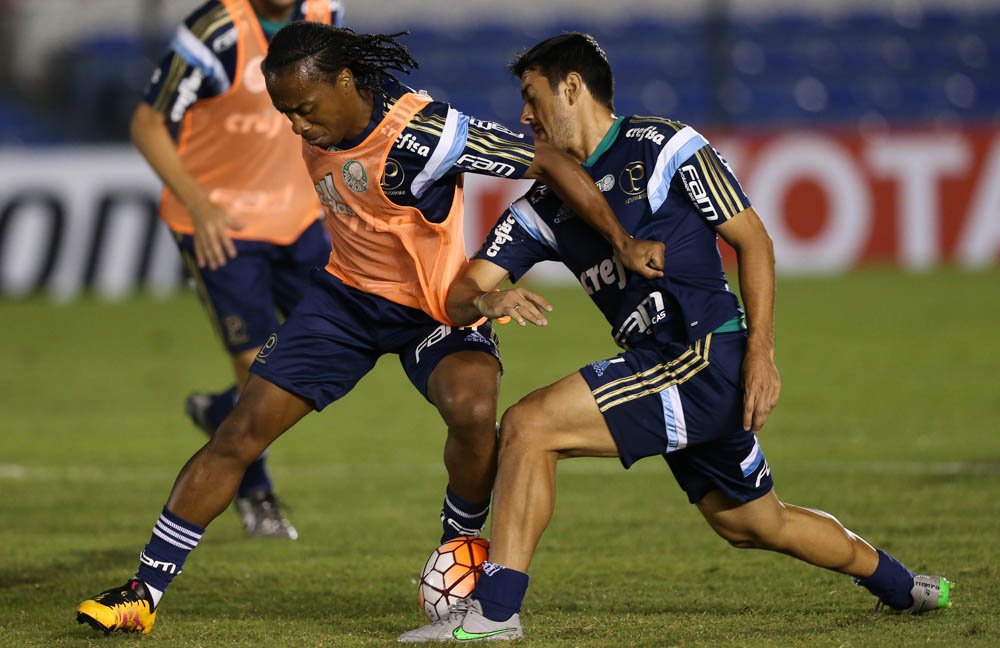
[{"x1": 2, "y1": 269, "x2": 998, "y2": 647}]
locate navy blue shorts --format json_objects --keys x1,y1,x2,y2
[
  {"x1": 176, "y1": 220, "x2": 330, "y2": 353},
  {"x1": 249, "y1": 270, "x2": 501, "y2": 410},
  {"x1": 579, "y1": 332, "x2": 773, "y2": 505}
]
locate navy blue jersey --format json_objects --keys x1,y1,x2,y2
[
  {"x1": 144, "y1": 0, "x2": 345, "y2": 126},
  {"x1": 475, "y1": 115, "x2": 750, "y2": 348},
  {"x1": 329, "y1": 79, "x2": 535, "y2": 223}
]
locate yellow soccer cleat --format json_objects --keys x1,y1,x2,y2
[{"x1": 76, "y1": 579, "x2": 157, "y2": 635}]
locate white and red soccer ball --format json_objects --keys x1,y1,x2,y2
[{"x1": 418, "y1": 536, "x2": 490, "y2": 621}]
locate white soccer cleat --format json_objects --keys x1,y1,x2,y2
[
  {"x1": 874, "y1": 575, "x2": 953, "y2": 614},
  {"x1": 397, "y1": 599, "x2": 523, "y2": 643},
  {"x1": 901, "y1": 575, "x2": 953, "y2": 614}
]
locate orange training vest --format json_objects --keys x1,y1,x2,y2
[
  {"x1": 159, "y1": 0, "x2": 330, "y2": 244},
  {"x1": 301, "y1": 93, "x2": 471, "y2": 326}
]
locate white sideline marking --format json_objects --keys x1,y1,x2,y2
[
  {"x1": 0, "y1": 463, "x2": 27, "y2": 479},
  {"x1": 792, "y1": 460, "x2": 1000, "y2": 476}
]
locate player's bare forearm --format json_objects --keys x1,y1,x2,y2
[
  {"x1": 717, "y1": 208, "x2": 780, "y2": 432},
  {"x1": 446, "y1": 275, "x2": 496, "y2": 326},
  {"x1": 131, "y1": 102, "x2": 239, "y2": 268},
  {"x1": 526, "y1": 141, "x2": 664, "y2": 279},
  {"x1": 446, "y1": 260, "x2": 552, "y2": 328},
  {"x1": 130, "y1": 102, "x2": 210, "y2": 212},
  {"x1": 728, "y1": 211, "x2": 775, "y2": 354}
]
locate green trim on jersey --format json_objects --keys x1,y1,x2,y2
[
  {"x1": 583, "y1": 116, "x2": 625, "y2": 168},
  {"x1": 712, "y1": 315, "x2": 747, "y2": 334}
]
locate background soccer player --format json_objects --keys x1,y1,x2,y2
[
  {"x1": 399, "y1": 33, "x2": 952, "y2": 642},
  {"x1": 132, "y1": 0, "x2": 344, "y2": 539},
  {"x1": 76, "y1": 24, "x2": 663, "y2": 635}
]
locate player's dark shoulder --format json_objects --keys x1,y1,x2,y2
[
  {"x1": 409, "y1": 94, "x2": 450, "y2": 133},
  {"x1": 618, "y1": 115, "x2": 689, "y2": 153},
  {"x1": 181, "y1": 0, "x2": 237, "y2": 50},
  {"x1": 385, "y1": 82, "x2": 450, "y2": 154},
  {"x1": 374, "y1": 79, "x2": 439, "y2": 120},
  {"x1": 522, "y1": 180, "x2": 561, "y2": 217}
]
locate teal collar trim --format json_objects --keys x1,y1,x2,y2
[
  {"x1": 583, "y1": 116, "x2": 624, "y2": 168},
  {"x1": 257, "y1": 16, "x2": 291, "y2": 38}
]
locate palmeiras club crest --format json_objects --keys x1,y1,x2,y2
[{"x1": 342, "y1": 160, "x2": 369, "y2": 192}]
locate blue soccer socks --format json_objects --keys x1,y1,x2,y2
[
  {"x1": 854, "y1": 548, "x2": 915, "y2": 610},
  {"x1": 473, "y1": 561, "x2": 530, "y2": 622},
  {"x1": 205, "y1": 386, "x2": 238, "y2": 431},
  {"x1": 134, "y1": 508, "x2": 204, "y2": 605},
  {"x1": 238, "y1": 453, "x2": 273, "y2": 498},
  {"x1": 440, "y1": 485, "x2": 490, "y2": 543}
]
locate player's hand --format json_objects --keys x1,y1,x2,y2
[
  {"x1": 741, "y1": 343, "x2": 781, "y2": 433},
  {"x1": 192, "y1": 200, "x2": 243, "y2": 270},
  {"x1": 617, "y1": 237, "x2": 665, "y2": 280},
  {"x1": 475, "y1": 288, "x2": 552, "y2": 327}
]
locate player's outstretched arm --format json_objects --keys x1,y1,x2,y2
[
  {"x1": 717, "y1": 207, "x2": 781, "y2": 433},
  {"x1": 130, "y1": 102, "x2": 242, "y2": 270},
  {"x1": 446, "y1": 259, "x2": 552, "y2": 328},
  {"x1": 525, "y1": 141, "x2": 665, "y2": 279}
]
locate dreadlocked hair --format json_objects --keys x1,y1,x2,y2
[{"x1": 263, "y1": 22, "x2": 418, "y2": 94}]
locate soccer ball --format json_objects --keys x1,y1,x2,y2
[{"x1": 418, "y1": 536, "x2": 490, "y2": 621}]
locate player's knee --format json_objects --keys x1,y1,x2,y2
[
  {"x1": 706, "y1": 515, "x2": 781, "y2": 551},
  {"x1": 709, "y1": 521, "x2": 759, "y2": 549},
  {"x1": 436, "y1": 385, "x2": 497, "y2": 435},
  {"x1": 722, "y1": 533, "x2": 760, "y2": 550},
  {"x1": 498, "y1": 400, "x2": 546, "y2": 455},
  {"x1": 209, "y1": 412, "x2": 268, "y2": 466}
]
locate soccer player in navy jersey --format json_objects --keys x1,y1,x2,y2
[
  {"x1": 398, "y1": 33, "x2": 951, "y2": 642},
  {"x1": 132, "y1": 0, "x2": 345, "y2": 540},
  {"x1": 76, "y1": 25, "x2": 663, "y2": 635}
]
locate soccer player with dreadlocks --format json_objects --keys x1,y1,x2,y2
[{"x1": 75, "y1": 23, "x2": 664, "y2": 635}]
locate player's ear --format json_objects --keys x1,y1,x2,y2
[
  {"x1": 564, "y1": 72, "x2": 584, "y2": 105},
  {"x1": 337, "y1": 67, "x2": 355, "y2": 92}
]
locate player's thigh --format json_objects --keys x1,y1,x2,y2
[
  {"x1": 401, "y1": 322, "x2": 502, "y2": 408},
  {"x1": 177, "y1": 234, "x2": 279, "y2": 353},
  {"x1": 249, "y1": 277, "x2": 380, "y2": 411},
  {"x1": 504, "y1": 372, "x2": 619, "y2": 458},
  {"x1": 231, "y1": 348, "x2": 261, "y2": 373},
  {"x1": 575, "y1": 343, "x2": 715, "y2": 467}
]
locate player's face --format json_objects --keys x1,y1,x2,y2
[
  {"x1": 519, "y1": 69, "x2": 574, "y2": 150},
  {"x1": 266, "y1": 63, "x2": 364, "y2": 149}
]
